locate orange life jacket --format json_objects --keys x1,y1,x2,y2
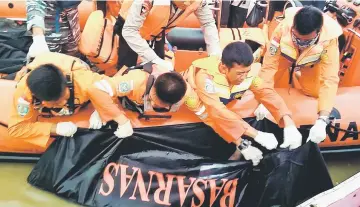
[
  {"x1": 183, "y1": 56, "x2": 262, "y2": 105},
  {"x1": 219, "y1": 28, "x2": 266, "y2": 63},
  {"x1": 119, "y1": 0, "x2": 202, "y2": 42},
  {"x1": 79, "y1": 10, "x2": 119, "y2": 71},
  {"x1": 270, "y1": 7, "x2": 343, "y2": 81},
  {"x1": 118, "y1": 62, "x2": 184, "y2": 120},
  {"x1": 16, "y1": 52, "x2": 92, "y2": 117}
]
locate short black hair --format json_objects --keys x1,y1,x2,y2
[
  {"x1": 154, "y1": 72, "x2": 187, "y2": 105},
  {"x1": 26, "y1": 64, "x2": 67, "y2": 101},
  {"x1": 221, "y1": 41, "x2": 254, "y2": 68},
  {"x1": 293, "y1": 6, "x2": 323, "y2": 35}
]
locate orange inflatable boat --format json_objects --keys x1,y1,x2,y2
[
  {"x1": 0, "y1": 76, "x2": 359, "y2": 158},
  {"x1": 1, "y1": 0, "x2": 360, "y2": 159},
  {"x1": 0, "y1": 0, "x2": 96, "y2": 31}
]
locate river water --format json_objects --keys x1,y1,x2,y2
[{"x1": 0, "y1": 151, "x2": 359, "y2": 206}]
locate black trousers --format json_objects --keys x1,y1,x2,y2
[{"x1": 115, "y1": 17, "x2": 165, "y2": 69}]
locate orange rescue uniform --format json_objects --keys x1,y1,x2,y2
[
  {"x1": 8, "y1": 52, "x2": 106, "y2": 147},
  {"x1": 261, "y1": 7, "x2": 343, "y2": 113},
  {"x1": 181, "y1": 56, "x2": 292, "y2": 143},
  {"x1": 88, "y1": 66, "x2": 201, "y2": 122}
]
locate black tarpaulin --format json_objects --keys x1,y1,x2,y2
[
  {"x1": 0, "y1": 19, "x2": 31, "y2": 75},
  {"x1": 27, "y1": 118, "x2": 333, "y2": 207}
]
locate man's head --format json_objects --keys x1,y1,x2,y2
[
  {"x1": 219, "y1": 41, "x2": 254, "y2": 85},
  {"x1": 292, "y1": 6, "x2": 323, "y2": 49},
  {"x1": 26, "y1": 64, "x2": 69, "y2": 107},
  {"x1": 149, "y1": 72, "x2": 187, "y2": 111}
]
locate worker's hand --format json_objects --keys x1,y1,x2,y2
[
  {"x1": 27, "y1": 35, "x2": 49, "y2": 62},
  {"x1": 240, "y1": 146, "x2": 263, "y2": 166},
  {"x1": 307, "y1": 119, "x2": 327, "y2": 144},
  {"x1": 56, "y1": 122, "x2": 78, "y2": 137},
  {"x1": 254, "y1": 103, "x2": 270, "y2": 121},
  {"x1": 152, "y1": 57, "x2": 174, "y2": 71},
  {"x1": 254, "y1": 131, "x2": 278, "y2": 150},
  {"x1": 114, "y1": 119, "x2": 134, "y2": 139},
  {"x1": 281, "y1": 125, "x2": 303, "y2": 149},
  {"x1": 89, "y1": 110, "x2": 105, "y2": 130}
]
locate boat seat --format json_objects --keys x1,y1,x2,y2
[{"x1": 166, "y1": 27, "x2": 206, "y2": 51}]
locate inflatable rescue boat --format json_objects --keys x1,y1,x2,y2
[
  {"x1": 0, "y1": 0, "x2": 360, "y2": 161},
  {"x1": 297, "y1": 171, "x2": 360, "y2": 207}
]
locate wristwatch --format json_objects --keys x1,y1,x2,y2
[
  {"x1": 318, "y1": 116, "x2": 330, "y2": 125},
  {"x1": 238, "y1": 139, "x2": 252, "y2": 151}
]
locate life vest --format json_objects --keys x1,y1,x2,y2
[
  {"x1": 184, "y1": 56, "x2": 261, "y2": 105},
  {"x1": 119, "y1": 0, "x2": 202, "y2": 42},
  {"x1": 219, "y1": 28, "x2": 267, "y2": 63},
  {"x1": 119, "y1": 62, "x2": 183, "y2": 120},
  {"x1": 270, "y1": 7, "x2": 343, "y2": 83},
  {"x1": 16, "y1": 52, "x2": 91, "y2": 118},
  {"x1": 79, "y1": 10, "x2": 119, "y2": 71}
]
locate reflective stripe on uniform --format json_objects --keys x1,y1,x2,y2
[{"x1": 94, "y1": 80, "x2": 114, "y2": 97}]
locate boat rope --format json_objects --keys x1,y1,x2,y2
[{"x1": 328, "y1": 122, "x2": 360, "y2": 134}]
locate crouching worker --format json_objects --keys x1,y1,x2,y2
[
  {"x1": 253, "y1": 6, "x2": 343, "y2": 144},
  {"x1": 182, "y1": 42, "x2": 303, "y2": 166},
  {"x1": 8, "y1": 52, "x2": 106, "y2": 147},
  {"x1": 87, "y1": 63, "x2": 193, "y2": 138}
]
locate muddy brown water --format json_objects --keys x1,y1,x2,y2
[{"x1": 0, "y1": 152, "x2": 359, "y2": 206}]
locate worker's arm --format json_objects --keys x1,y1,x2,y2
[
  {"x1": 192, "y1": 70, "x2": 258, "y2": 145},
  {"x1": 26, "y1": 0, "x2": 46, "y2": 34},
  {"x1": 122, "y1": 0, "x2": 159, "y2": 63},
  {"x1": 250, "y1": 64, "x2": 293, "y2": 127},
  {"x1": 88, "y1": 70, "x2": 147, "y2": 125},
  {"x1": 194, "y1": 1, "x2": 221, "y2": 57},
  {"x1": 258, "y1": 21, "x2": 284, "y2": 87},
  {"x1": 318, "y1": 38, "x2": 340, "y2": 116},
  {"x1": 7, "y1": 88, "x2": 53, "y2": 148}
]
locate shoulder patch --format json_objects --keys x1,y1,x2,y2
[
  {"x1": 17, "y1": 97, "x2": 30, "y2": 117},
  {"x1": 185, "y1": 95, "x2": 199, "y2": 109},
  {"x1": 269, "y1": 38, "x2": 280, "y2": 56},
  {"x1": 269, "y1": 45, "x2": 278, "y2": 56},
  {"x1": 204, "y1": 78, "x2": 216, "y2": 94},
  {"x1": 321, "y1": 50, "x2": 328, "y2": 61},
  {"x1": 118, "y1": 80, "x2": 134, "y2": 93},
  {"x1": 251, "y1": 76, "x2": 263, "y2": 88}
]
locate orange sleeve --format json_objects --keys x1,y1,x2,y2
[
  {"x1": 7, "y1": 87, "x2": 53, "y2": 148},
  {"x1": 258, "y1": 22, "x2": 284, "y2": 87},
  {"x1": 88, "y1": 70, "x2": 147, "y2": 122},
  {"x1": 183, "y1": 82, "x2": 206, "y2": 114},
  {"x1": 194, "y1": 70, "x2": 251, "y2": 143},
  {"x1": 318, "y1": 38, "x2": 340, "y2": 113},
  {"x1": 250, "y1": 76, "x2": 292, "y2": 127}
]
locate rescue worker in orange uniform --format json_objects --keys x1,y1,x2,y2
[
  {"x1": 182, "y1": 42, "x2": 303, "y2": 166},
  {"x1": 8, "y1": 52, "x2": 106, "y2": 147},
  {"x1": 254, "y1": 6, "x2": 343, "y2": 144},
  {"x1": 87, "y1": 62, "x2": 196, "y2": 139},
  {"x1": 116, "y1": 0, "x2": 221, "y2": 70}
]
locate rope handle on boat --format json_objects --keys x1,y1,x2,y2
[{"x1": 328, "y1": 120, "x2": 360, "y2": 134}]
